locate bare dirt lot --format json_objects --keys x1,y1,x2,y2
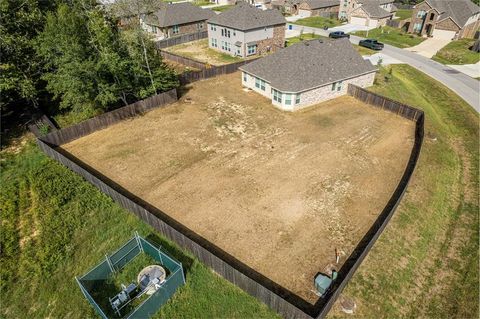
[
  {"x1": 164, "y1": 39, "x2": 253, "y2": 66},
  {"x1": 63, "y1": 72, "x2": 415, "y2": 304}
]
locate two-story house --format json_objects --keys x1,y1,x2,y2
[
  {"x1": 141, "y1": 3, "x2": 215, "y2": 39},
  {"x1": 407, "y1": 0, "x2": 480, "y2": 40},
  {"x1": 338, "y1": 0, "x2": 395, "y2": 27},
  {"x1": 207, "y1": 3, "x2": 286, "y2": 58}
]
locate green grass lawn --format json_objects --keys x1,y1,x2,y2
[
  {"x1": 285, "y1": 33, "x2": 325, "y2": 46},
  {"x1": 353, "y1": 26, "x2": 425, "y2": 48},
  {"x1": 0, "y1": 143, "x2": 279, "y2": 319},
  {"x1": 395, "y1": 9, "x2": 412, "y2": 20},
  {"x1": 328, "y1": 65, "x2": 479, "y2": 318},
  {"x1": 354, "y1": 44, "x2": 376, "y2": 56},
  {"x1": 192, "y1": 0, "x2": 212, "y2": 6},
  {"x1": 432, "y1": 39, "x2": 480, "y2": 65},
  {"x1": 212, "y1": 4, "x2": 233, "y2": 12},
  {"x1": 294, "y1": 16, "x2": 342, "y2": 29}
]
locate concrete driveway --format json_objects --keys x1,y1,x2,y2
[{"x1": 405, "y1": 36, "x2": 452, "y2": 58}]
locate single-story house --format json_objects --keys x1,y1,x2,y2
[
  {"x1": 141, "y1": 3, "x2": 215, "y2": 39},
  {"x1": 350, "y1": 3, "x2": 393, "y2": 27},
  {"x1": 239, "y1": 38, "x2": 377, "y2": 111},
  {"x1": 297, "y1": 0, "x2": 340, "y2": 18},
  {"x1": 207, "y1": 3, "x2": 286, "y2": 58},
  {"x1": 407, "y1": 0, "x2": 480, "y2": 39},
  {"x1": 338, "y1": 0, "x2": 395, "y2": 23}
]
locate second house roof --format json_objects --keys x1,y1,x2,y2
[{"x1": 207, "y1": 3, "x2": 286, "y2": 31}]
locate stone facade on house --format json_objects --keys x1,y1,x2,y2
[
  {"x1": 339, "y1": 0, "x2": 395, "y2": 20},
  {"x1": 255, "y1": 25, "x2": 285, "y2": 55}
]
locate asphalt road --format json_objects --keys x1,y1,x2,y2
[{"x1": 288, "y1": 24, "x2": 480, "y2": 112}]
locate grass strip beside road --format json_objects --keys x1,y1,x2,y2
[
  {"x1": 432, "y1": 39, "x2": 480, "y2": 65},
  {"x1": 353, "y1": 26, "x2": 425, "y2": 48}
]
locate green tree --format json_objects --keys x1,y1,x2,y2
[
  {"x1": 36, "y1": 2, "x2": 178, "y2": 114},
  {"x1": 0, "y1": 0, "x2": 55, "y2": 109}
]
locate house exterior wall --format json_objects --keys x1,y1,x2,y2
[
  {"x1": 208, "y1": 23, "x2": 285, "y2": 58},
  {"x1": 254, "y1": 25, "x2": 285, "y2": 55},
  {"x1": 435, "y1": 17, "x2": 460, "y2": 32},
  {"x1": 166, "y1": 21, "x2": 208, "y2": 38},
  {"x1": 459, "y1": 18, "x2": 480, "y2": 38},
  {"x1": 340, "y1": 0, "x2": 393, "y2": 21},
  {"x1": 297, "y1": 2, "x2": 339, "y2": 16},
  {"x1": 241, "y1": 71, "x2": 376, "y2": 111},
  {"x1": 294, "y1": 72, "x2": 376, "y2": 110}
]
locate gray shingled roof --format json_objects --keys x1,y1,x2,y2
[
  {"x1": 207, "y1": 3, "x2": 286, "y2": 31},
  {"x1": 300, "y1": 0, "x2": 340, "y2": 10},
  {"x1": 239, "y1": 38, "x2": 377, "y2": 93},
  {"x1": 148, "y1": 3, "x2": 215, "y2": 27},
  {"x1": 426, "y1": 0, "x2": 480, "y2": 27},
  {"x1": 357, "y1": 3, "x2": 392, "y2": 18}
]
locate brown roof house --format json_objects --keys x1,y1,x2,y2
[
  {"x1": 141, "y1": 3, "x2": 215, "y2": 39},
  {"x1": 239, "y1": 38, "x2": 377, "y2": 111},
  {"x1": 207, "y1": 3, "x2": 286, "y2": 58},
  {"x1": 296, "y1": 0, "x2": 340, "y2": 18},
  {"x1": 339, "y1": 0, "x2": 396, "y2": 27},
  {"x1": 407, "y1": 0, "x2": 480, "y2": 39}
]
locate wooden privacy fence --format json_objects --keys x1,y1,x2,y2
[
  {"x1": 42, "y1": 89, "x2": 177, "y2": 146},
  {"x1": 160, "y1": 51, "x2": 208, "y2": 70},
  {"x1": 155, "y1": 31, "x2": 208, "y2": 49},
  {"x1": 34, "y1": 83, "x2": 424, "y2": 319},
  {"x1": 179, "y1": 58, "x2": 259, "y2": 84},
  {"x1": 316, "y1": 86, "x2": 424, "y2": 317},
  {"x1": 347, "y1": 84, "x2": 423, "y2": 122}
]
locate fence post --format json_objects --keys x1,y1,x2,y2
[{"x1": 105, "y1": 254, "x2": 115, "y2": 273}]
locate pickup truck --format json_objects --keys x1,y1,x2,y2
[
  {"x1": 328, "y1": 31, "x2": 350, "y2": 39},
  {"x1": 358, "y1": 39, "x2": 384, "y2": 50}
]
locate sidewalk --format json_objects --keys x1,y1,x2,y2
[{"x1": 447, "y1": 62, "x2": 480, "y2": 78}]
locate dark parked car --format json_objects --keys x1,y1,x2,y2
[
  {"x1": 328, "y1": 31, "x2": 350, "y2": 39},
  {"x1": 358, "y1": 39, "x2": 384, "y2": 50}
]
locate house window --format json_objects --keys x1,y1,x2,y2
[
  {"x1": 227, "y1": 30, "x2": 231, "y2": 38},
  {"x1": 152, "y1": 26, "x2": 157, "y2": 33},
  {"x1": 198, "y1": 23, "x2": 203, "y2": 29},
  {"x1": 221, "y1": 29, "x2": 224, "y2": 36},
  {"x1": 210, "y1": 24, "x2": 214, "y2": 31},
  {"x1": 243, "y1": 72, "x2": 247, "y2": 82},
  {"x1": 295, "y1": 94, "x2": 301, "y2": 104},
  {"x1": 172, "y1": 25, "x2": 179, "y2": 34},
  {"x1": 272, "y1": 89, "x2": 282, "y2": 103},
  {"x1": 233, "y1": 31, "x2": 236, "y2": 36},
  {"x1": 226, "y1": 42, "x2": 231, "y2": 51},
  {"x1": 337, "y1": 81, "x2": 343, "y2": 91},
  {"x1": 413, "y1": 22, "x2": 422, "y2": 32},
  {"x1": 417, "y1": 10, "x2": 426, "y2": 18},
  {"x1": 211, "y1": 38, "x2": 217, "y2": 47},
  {"x1": 221, "y1": 41, "x2": 225, "y2": 50},
  {"x1": 285, "y1": 94, "x2": 292, "y2": 105},
  {"x1": 255, "y1": 78, "x2": 265, "y2": 90},
  {"x1": 247, "y1": 44, "x2": 257, "y2": 55},
  {"x1": 331, "y1": 82, "x2": 336, "y2": 91}
]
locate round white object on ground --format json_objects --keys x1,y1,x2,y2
[
  {"x1": 340, "y1": 296, "x2": 357, "y2": 314},
  {"x1": 137, "y1": 265, "x2": 166, "y2": 295}
]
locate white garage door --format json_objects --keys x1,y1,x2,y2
[
  {"x1": 350, "y1": 16, "x2": 367, "y2": 26},
  {"x1": 368, "y1": 18, "x2": 378, "y2": 27},
  {"x1": 298, "y1": 9, "x2": 311, "y2": 18},
  {"x1": 432, "y1": 29, "x2": 456, "y2": 40}
]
